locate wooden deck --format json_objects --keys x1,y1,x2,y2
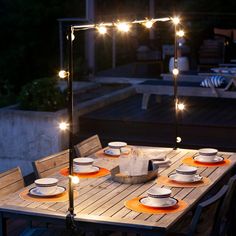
[{"x1": 79, "y1": 94, "x2": 236, "y2": 151}]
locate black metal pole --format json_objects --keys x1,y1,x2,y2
[
  {"x1": 68, "y1": 25, "x2": 74, "y2": 215},
  {"x1": 173, "y1": 24, "x2": 179, "y2": 150}
]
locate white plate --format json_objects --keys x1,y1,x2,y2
[
  {"x1": 74, "y1": 166, "x2": 100, "y2": 174},
  {"x1": 140, "y1": 196, "x2": 178, "y2": 208},
  {"x1": 108, "y1": 141, "x2": 127, "y2": 149},
  {"x1": 29, "y1": 186, "x2": 66, "y2": 197},
  {"x1": 193, "y1": 155, "x2": 224, "y2": 163},
  {"x1": 168, "y1": 173, "x2": 203, "y2": 183},
  {"x1": 104, "y1": 149, "x2": 120, "y2": 156}
]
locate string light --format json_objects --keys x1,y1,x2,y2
[
  {"x1": 176, "y1": 30, "x2": 185, "y2": 37},
  {"x1": 59, "y1": 122, "x2": 69, "y2": 131},
  {"x1": 172, "y1": 68, "x2": 179, "y2": 76},
  {"x1": 116, "y1": 22, "x2": 130, "y2": 32},
  {"x1": 172, "y1": 17, "x2": 180, "y2": 25},
  {"x1": 70, "y1": 175, "x2": 80, "y2": 185},
  {"x1": 177, "y1": 103, "x2": 185, "y2": 111},
  {"x1": 97, "y1": 25, "x2": 107, "y2": 35},
  {"x1": 58, "y1": 70, "x2": 69, "y2": 79},
  {"x1": 176, "y1": 137, "x2": 182, "y2": 143},
  {"x1": 144, "y1": 19, "x2": 154, "y2": 29}
]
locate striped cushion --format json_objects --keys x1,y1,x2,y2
[{"x1": 200, "y1": 75, "x2": 225, "y2": 88}]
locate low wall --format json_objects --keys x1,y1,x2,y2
[
  {"x1": 0, "y1": 85, "x2": 135, "y2": 176},
  {"x1": 0, "y1": 106, "x2": 69, "y2": 176}
]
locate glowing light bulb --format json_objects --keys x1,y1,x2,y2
[
  {"x1": 97, "y1": 25, "x2": 107, "y2": 35},
  {"x1": 145, "y1": 20, "x2": 154, "y2": 29},
  {"x1": 66, "y1": 33, "x2": 75, "y2": 41},
  {"x1": 172, "y1": 68, "x2": 179, "y2": 76},
  {"x1": 177, "y1": 103, "x2": 185, "y2": 111},
  {"x1": 58, "y1": 70, "x2": 69, "y2": 79},
  {"x1": 116, "y1": 22, "x2": 130, "y2": 32},
  {"x1": 176, "y1": 30, "x2": 185, "y2": 37},
  {"x1": 71, "y1": 176, "x2": 80, "y2": 185},
  {"x1": 172, "y1": 17, "x2": 180, "y2": 25},
  {"x1": 176, "y1": 137, "x2": 182, "y2": 143},
  {"x1": 59, "y1": 122, "x2": 69, "y2": 131}
]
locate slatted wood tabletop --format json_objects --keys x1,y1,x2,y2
[{"x1": 0, "y1": 147, "x2": 236, "y2": 235}]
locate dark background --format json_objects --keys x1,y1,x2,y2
[{"x1": 0, "y1": 0, "x2": 236, "y2": 100}]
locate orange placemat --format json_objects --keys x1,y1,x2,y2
[
  {"x1": 60, "y1": 167, "x2": 110, "y2": 178},
  {"x1": 125, "y1": 197, "x2": 188, "y2": 214},
  {"x1": 182, "y1": 157, "x2": 231, "y2": 167},
  {"x1": 19, "y1": 188, "x2": 78, "y2": 202},
  {"x1": 157, "y1": 175, "x2": 211, "y2": 188}
]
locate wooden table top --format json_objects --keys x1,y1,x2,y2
[{"x1": 1, "y1": 147, "x2": 236, "y2": 235}]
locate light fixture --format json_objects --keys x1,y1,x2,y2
[
  {"x1": 172, "y1": 68, "x2": 179, "y2": 76},
  {"x1": 176, "y1": 30, "x2": 185, "y2": 37},
  {"x1": 116, "y1": 22, "x2": 130, "y2": 32},
  {"x1": 172, "y1": 17, "x2": 180, "y2": 25},
  {"x1": 144, "y1": 19, "x2": 154, "y2": 29},
  {"x1": 97, "y1": 25, "x2": 107, "y2": 35},
  {"x1": 176, "y1": 137, "x2": 182, "y2": 143},
  {"x1": 70, "y1": 175, "x2": 80, "y2": 185},
  {"x1": 58, "y1": 70, "x2": 69, "y2": 79},
  {"x1": 59, "y1": 122, "x2": 69, "y2": 131},
  {"x1": 177, "y1": 103, "x2": 185, "y2": 111}
]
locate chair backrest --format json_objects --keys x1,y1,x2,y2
[
  {"x1": 0, "y1": 167, "x2": 24, "y2": 197},
  {"x1": 74, "y1": 135, "x2": 102, "y2": 157},
  {"x1": 213, "y1": 174, "x2": 236, "y2": 236},
  {"x1": 187, "y1": 185, "x2": 228, "y2": 236},
  {"x1": 32, "y1": 150, "x2": 69, "y2": 178}
]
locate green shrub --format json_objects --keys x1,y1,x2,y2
[{"x1": 19, "y1": 77, "x2": 66, "y2": 111}]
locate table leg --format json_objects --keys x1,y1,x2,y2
[{"x1": 142, "y1": 94, "x2": 150, "y2": 110}]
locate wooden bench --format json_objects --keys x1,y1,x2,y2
[{"x1": 135, "y1": 79, "x2": 236, "y2": 110}]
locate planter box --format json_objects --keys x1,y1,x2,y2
[{"x1": 0, "y1": 84, "x2": 135, "y2": 176}]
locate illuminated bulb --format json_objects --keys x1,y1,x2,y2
[
  {"x1": 172, "y1": 17, "x2": 180, "y2": 25},
  {"x1": 177, "y1": 103, "x2": 185, "y2": 111},
  {"x1": 66, "y1": 33, "x2": 75, "y2": 41},
  {"x1": 58, "y1": 70, "x2": 69, "y2": 79},
  {"x1": 59, "y1": 122, "x2": 69, "y2": 131},
  {"x1": 145, "y1": 20, "x2": 154, "y2": 29},
  {"x1": 71, "y1": 176, "x2": 80, "y2": 185},
  {"x1": 116, "y1": 22, "x2": 130, "y2": 32},
  {"x1": 172, "y1": 68, "x2": 179, "y2": 76},
  {"x1": 176, "y1": 137, "x2": 182, "y2": 143},
  {"x1": 97, "y1": 25, "x2": 107, "y2": 34},
  {"x1": 176, "y1": 30, "x2": 185, "y2": 37}
]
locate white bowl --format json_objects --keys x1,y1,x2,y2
[
  {"x1": 176, "y1": 166, "x2": 197, "y2": 181},
  {"x1": 108, "y1": 141, "x2": 127, "y2": 149},
  {"x1": 147, "y1": 187, "x2": 171, "y2": 205},
  {"x1": 35, "y1": 178, "x2": 58, "y2": 195},
  {"x1": 73, "y1": 157, "x2": 94, "y2": 173},
  {"x1": 199, "y1": 148, "x2": 218, "y2": 156}
]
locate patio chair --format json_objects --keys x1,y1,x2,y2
[
  {"x1": 74, "y1": 134, "x2": 102, "y2": 157},
  {"x1": 32, "y1": 149, "x2": 69, "y2": 178},
  {"x1": 135, "y1": 79, "x2": 236, "y2": 110},
  {"x1": 168, "y1": 185, "x2": 228, "y2": 236},
  {"x1": 216, "y1": 174, "x2": 236, "y2": 236},
  {"x1": 0, "y1": 167, "x2": 24, "y2": 198}
]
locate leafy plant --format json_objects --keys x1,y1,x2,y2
[{"x1": 19, "y1": 77, "x2": 66, "y2": 111}]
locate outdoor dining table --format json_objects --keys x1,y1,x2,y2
[{"x1": 0, "y1": 146, "x2": 235, "y2": 236}]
